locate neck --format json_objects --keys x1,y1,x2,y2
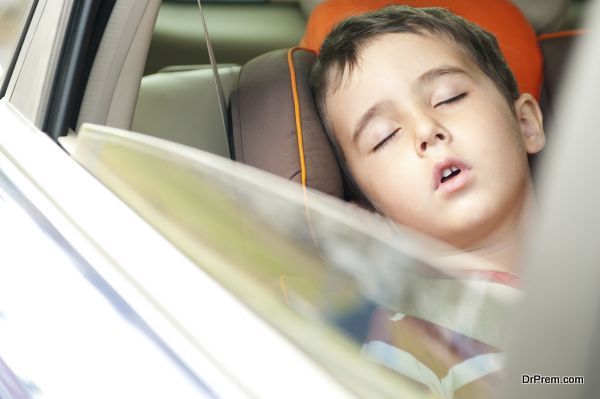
[
  {"x1": 465, "y1": 186, "x2": 537, "y2": 275},
  {"x1": 423, "y1": 184, "x2": 538, "y2": 276},
  {"x1": 465, "y1": 229, "x2": 523, "y2": 275}
]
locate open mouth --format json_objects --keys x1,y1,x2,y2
[
  {"x1": 433, "y1": 158, "x2": 471, "y2": 192},
  {"x1": 440, "y1": 166, "x2": 461, "y2": 184}
]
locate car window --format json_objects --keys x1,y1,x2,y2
[
  {"x1": 74, "y1": 123, "x2": 519, "y2": 399},
  {"x1": 3, "y1": 0, "x2": 599, "y2": 396},
  {"x1": 0, "y1": 0, "x2": 34, "y2": 89}
]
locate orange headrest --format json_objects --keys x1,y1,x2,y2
[{"x1": 300, "y1": 0, "x2": 542, "y2": 99}]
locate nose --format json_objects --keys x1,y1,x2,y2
[{"x1": 412, "y1": 112, "x2": 451, "y2": 156}]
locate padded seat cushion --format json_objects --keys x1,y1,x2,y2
[
  {"x1": 300, "y1": 0, "x2": 543, "y2": 99},
  {"x1": 231, "y1": 48, "x2": 343, "y2": 198},
  {"x1": 133, "y1": 65, "x2": 240, "y2": 157}
]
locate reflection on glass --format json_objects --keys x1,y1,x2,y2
[{"x1": 75, "y1": 125, "x2": 519, "y2": 399}]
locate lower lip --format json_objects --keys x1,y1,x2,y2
[{"x1": 438, "y1": 169, "x2": 472, "y2": 195}]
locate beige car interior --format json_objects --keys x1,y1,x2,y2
[{"x1": 131, "y1": 64, "x2": 239, "y2": 157}]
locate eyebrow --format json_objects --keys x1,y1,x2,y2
[{"x1": 417, "y1": 65, "x2": 468, "y2": 85}]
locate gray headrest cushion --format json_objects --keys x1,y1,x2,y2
[{"x1": 231, "y1": 48, "x2": 343, "y2": 198}]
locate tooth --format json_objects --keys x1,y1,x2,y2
[
  {"x1": 442, "y1": 168, "x2": 452, "y2": 178},
  {"x1": 450, "y1": 166, "x2": 459, "y2": 172}
]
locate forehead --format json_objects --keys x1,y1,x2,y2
[{"x1": 332, "y1": 32, "x2": 478, "y2": 95}]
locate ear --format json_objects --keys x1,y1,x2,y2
[{"x1": 514, "y1": 93, "x2": 545, "y2": 154}]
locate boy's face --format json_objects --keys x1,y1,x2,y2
[{"x1": 325, "y1": 33, "x2": 544, "y2": 249}]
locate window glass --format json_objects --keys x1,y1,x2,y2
[
  {"x1": 0, "y1": 0, "x2": 33, "y2": 87},
  {"x1": 74, "y1": 125, "x2": 518, "y2": 399}
]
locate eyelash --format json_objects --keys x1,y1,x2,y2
[
  {"x1": 372, "y1": 128, "x2": 400, "y2": 152},
  {"x1": 435, "y1": 92, "x2": 468, "y2": 108},
  {"x1": 370, "y1": 92, "x2": 467, "y2": 153}
]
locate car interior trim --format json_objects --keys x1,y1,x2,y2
[
  {"x1": 43, "y1": 0, "x2": 117, "y2": 139},
  {"x1": 77, "y1": 0, "x2": 160, "y2": 131}
]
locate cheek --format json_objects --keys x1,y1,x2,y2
[
  {"x1": 350, "y1": 156, "x2": 428, "y2": 219},
  {"x1": 462, "y1": 104, "x2": 525, "y2": 162},
  {"x1": 489, "y1": 126, "x2": 528, "y2": 169},
  {"x1": 460, "y1": 117, "x2": 531, "y2": 203}
]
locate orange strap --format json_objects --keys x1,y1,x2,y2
[
  {"x1": 287, "y1": 48, "x2": 323, "y2": 255},
  {"x1": 539, "y1": 29, "x2": 587, "y2": 41},
  {"x1": 287, "y1": 47, "x2": 308, "y2": 188}
]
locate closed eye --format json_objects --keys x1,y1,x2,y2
[
  {"x1": 372, "y1": 128, "x2": 400, "y2": 152},
  {"x1": 434, "y1": 92, "x2": 468, "y2": 108}
]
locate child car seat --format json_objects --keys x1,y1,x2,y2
[
  {"x1": 230, "y1": 48, "x2": 344, "y2": 198},
  {"x1": 230, "y1": 0, "x2": 544, "y2": 198}
]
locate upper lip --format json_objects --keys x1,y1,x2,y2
[{"x1": 433, "y1": 157, "x2": 471, "y2": 190}]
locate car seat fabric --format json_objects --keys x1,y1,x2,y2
[
  {"x1": 300, "y1": 0, "x2": 543, "y2": 100},
  {"x1": 230, "y1": 48, "x2": 343, "y2": 198},
  {"x1": 133, "y1": 65, "x2": 240, "y2": 157}
]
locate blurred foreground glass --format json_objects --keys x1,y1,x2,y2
[{"x1": 74, "y1": 124, "x2": 520, "y2": 399}]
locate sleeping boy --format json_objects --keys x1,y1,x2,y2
[
  {"x1": 309, "y1": 5, "x2": 545, "y2": 396},
  {"x1": 310, "y1": 5, "x2": 545, "y2": 274}
]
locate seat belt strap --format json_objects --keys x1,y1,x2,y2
[{"x1": 196, "y1": 0, "x2": 233, "y2": 158}]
